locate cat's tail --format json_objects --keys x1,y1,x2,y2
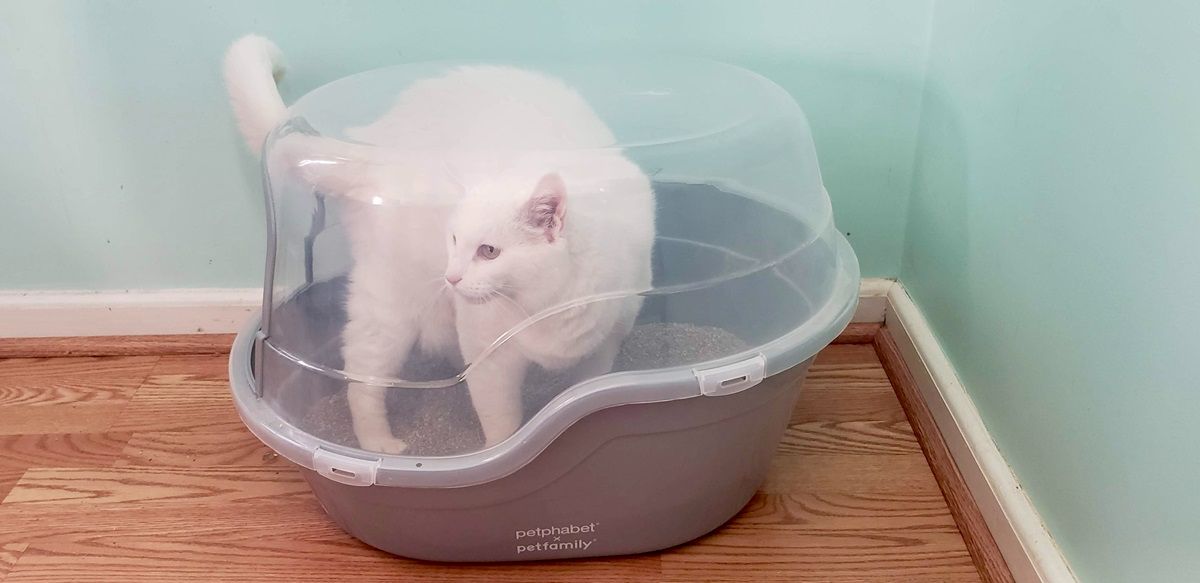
[{"x1": 223, "y1": 35, "x2": 288, "y2": 154}]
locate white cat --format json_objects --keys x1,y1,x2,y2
[{"x1": 224, "y1": 35, "x2": 655, "y2": 453}]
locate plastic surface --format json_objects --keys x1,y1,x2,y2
[
  {"x1": 244, "y1": 58, "x2": 860, "y2": 470},
  {"x1": 297, "y1": 359, "x2": 812, "y2": 561}
]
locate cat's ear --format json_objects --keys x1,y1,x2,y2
[{"x1": 523, "y1": 173, "x2": 567, "y2": 242}]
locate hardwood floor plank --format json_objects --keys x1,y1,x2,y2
[
  {"x1": 790, "y1": 345, "x2": 908, "y2": 424},
  {"x1": 132, "y1": 354, "x2": 228, "y2": 380},
  {"x1": 0, "y1": 379, "x2": 136, "y2": 407},
  {"x1": 777, "y1": 420, "x2": 921, "y2": 456},
  {"x1": 666, "y1": 489, "x2": 978, "y2": 582},
  {"x1": 0, "y1": 434, "x2": 129, "y2": 505},
  {"x1": 1, "y1": 543, "x2": 27, "y2": 583},
  {"x1": 830, "y1": 322, "x2": 880, "y2": 344},
  {"x1": 111, "y1": 356, "x2": 243, "y2": 433},
  {"x1": 0, "y1": 356, "x2": 158, "y2": 382},
  {"x1": 116, "y1": 430, "x2": 284, "y2": 467},
  {"x1": 0, "y1": 434, "x2": 130, "y2": 469},
  {"x1": 0, "y1": 499, "x2": 335, "y2": 545},
  {"x1": 384, "y1": 557, "x2": 662, "y2": 583},
  {"x1": 0, "y1": 357, "x2": 157, "y2": 435},
  {"x1": 662, "y1": 547, "x2": 978, "y2": 583},
  {"x1": 763, "y1": 452, "x2": 944, "y2": 494},
  {"x1": 802, "y1": 368, "x2": 893, "y2": 391},
  {"x1": 0, "y1": 406, "x2": 130, "y2": 437},
  {"x1": 790, "y1": 385, "x2": 910, "y2": 424},
  {"x1": 0, "y1": 471, "x2": 22, "y2": 505},
  {"x1": 2, "y1": 467, "x2": 308, "y2": 506},
  {"x1": 6, "y1": 543, "x2": 658, "y2": 583},
  {"x1": 736, "y1": 491, "x2": 965, "y2": 527},
  {"x1": 812, "y1": 343, "x2": 883, "y2": 367}
]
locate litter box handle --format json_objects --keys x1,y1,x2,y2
[
  {"x1": 694, "y1": 354, "x2": 767, "y2": 397},
  {"x1": 313, "y1": 447, "x2": 380, "y2": 487}
]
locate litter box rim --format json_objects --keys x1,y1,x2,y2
[{"x1": 228, "y1": 234, "x2": 858, "y2": 489}]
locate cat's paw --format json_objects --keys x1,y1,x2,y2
[{"x1": 357, "y1": 434, "x2": 409, "y2": 455}]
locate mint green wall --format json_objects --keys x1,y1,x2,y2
[
  {"x1": 0, "y1": 0, "x2": 931, "y2": 289},
  {"x1": 903, "y1": 0, "x2": 1200, "y2": 580}
]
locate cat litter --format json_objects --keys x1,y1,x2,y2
[
  {"x1": 226, "y1": 45, "x2": 859, "y2": 561},
  {"x1": 301, "y1": 322, "x2": 751, "y2": 456}
]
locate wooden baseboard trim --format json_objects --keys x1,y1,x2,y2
[
  {"x1": 875, "y1": 328, "x2": 1014, "y2": 583},
  {"x1": 0, "y1": 334, "x2": 235, "y2": 358},
  {"x1": 883, "y1": 284, "x2": 1076, "y2": 583}
]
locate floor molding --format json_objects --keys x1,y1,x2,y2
[
  {"x1": 0, "y1": 278, "x2": 893, "y2": 341},
  {"x1": 0, "y1": 288, "x2": 259, "y2": 338},
  {"x1": 881, "y1": 284, "x2": 1077, "y2": 583},
  {"x1": 875, "y1": 329, "x2": 1014, "y2": 583},
  {"x1": 853, "y1": 277, "x2": 893, "y2": 324}
]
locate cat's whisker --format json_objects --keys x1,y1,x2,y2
[{"x1": 492, "y1": 289, "x2": 531, "y2": 318}]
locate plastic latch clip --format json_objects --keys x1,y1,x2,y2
[
  {"x1": 313, "y1": 448, "x2": 380, "y2": 487},
  {"x1": 694, "y1": 354, "x2": 767, "y2": 396}
]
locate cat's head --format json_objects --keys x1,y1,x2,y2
[{"x1": 444, "y1": 173, "x2": 571, "y2": 304}]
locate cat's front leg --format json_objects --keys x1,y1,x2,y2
[
  {"x1": 463, "y1": 345, "x2": 528, "y2": 449},
  {"x1": 343, "y1": 316, "x2": 416, "y2": 455},
  {"x1": 346, "y1": 382, "x2": 410, "y2": 454}
]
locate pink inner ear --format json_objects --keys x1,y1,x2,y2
[{"x1": 525, "y1": 173, "x2": 567, "y2": 241}]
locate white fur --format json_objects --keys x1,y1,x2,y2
[
  {"x1": 223, "y1": 35, "x2": 288, "y2": 152},
  {"x1": 224, "y1": 36, "x2": 654, "y2": 452}
]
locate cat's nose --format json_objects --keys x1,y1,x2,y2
[{"x1": 445, "y1": 274, "x2": 462, "y2": 285}]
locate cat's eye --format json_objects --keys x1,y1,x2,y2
[{"x1": 477, "y1": 244, "x2": 501, "y2": 260}]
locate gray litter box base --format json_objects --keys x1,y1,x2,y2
[{"x1": 302, "y1": 359, "x2": 810, "y2": 562}]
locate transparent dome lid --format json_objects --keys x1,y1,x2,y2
[{"x1": 250, "y1": 58, "x2": 859, "y2": 464}]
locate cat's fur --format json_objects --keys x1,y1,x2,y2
[{"x1": 224, "y1": 35, "x2": 654, "y2": 453}]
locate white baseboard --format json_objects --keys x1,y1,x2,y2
[
  {"x1": 0, "y1": 277, "x2": 894, "y2": 339},
  {"x1": 0, "y1": 289, "x2": 261, "y2": 338},
  {"x1": 853, "y1": 277, "x2": 893, "y2": 323},
  {"x1": 884, "y1": 283, "x2": 1077, "y2": 583}
]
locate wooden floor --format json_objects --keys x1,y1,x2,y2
[{"x1": 0, "y1": 340, "x2": 983, "y2": 582}]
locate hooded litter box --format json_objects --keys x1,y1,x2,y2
[{"x1": 229, "y1": 58, "x2": 860, "y2": 562}]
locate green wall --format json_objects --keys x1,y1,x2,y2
[
  {"x1": 903, "y1": 0, "x2": 1200, "y2": 580},
  {"x1": 0, "y1": 0, "x2": 931, "y2": 289}
]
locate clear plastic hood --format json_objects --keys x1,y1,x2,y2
[{"x1": 250, "y1": 58, "x2": 858, "y2": 461}]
